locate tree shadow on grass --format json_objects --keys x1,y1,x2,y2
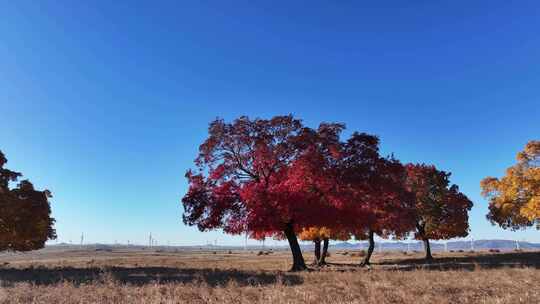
[
  {"x1": 325, "y1": 262, "x2": 362, "y2": 268},
  {"x1": 0, "y1": 266, "x2": 303, "y2": 287},
  {"x1": 376, "y1": 251, "x2": 540, "y2": 271}
]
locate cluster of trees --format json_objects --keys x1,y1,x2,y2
[
  {"x1": 481, "y1": 141, "x2": 539, "y2": 231},
  {"x1": 182, "y1": 115, "x2": 473, "y2": 270},
  {"x1": 0, "y1": 150, "x2": 56, "y2": 251},
  {"x1": 1, "y1": 116, "x2": 535, "y2": 267},
  {"x1": 2, "y1": 123, "x2": 536, "y2": 264}
]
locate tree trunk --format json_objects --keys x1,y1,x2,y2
[
  {"x1": 416, "y1": 222, "x2": 433, "y2": 261},
  {"x1": 423, "y1": 237, "x2": 433, "y2": 261},
  {"x1": 313, "y1": 238, "x2": 321, "y2": 265},
  {"x1": 319, "y1": 237, "x2": 329, "y2": 266},
  {"x1": 361, "y1": 230, "x2": 375, "y2": 266},
  {"x1": 284, "y1": 222, "x2": 307, "y2": 271}
]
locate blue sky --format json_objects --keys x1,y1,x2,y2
[{"x1": 1, "y1": 1, "x2": 539, "y2": 245}]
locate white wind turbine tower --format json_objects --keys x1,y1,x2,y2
[{"x1": 80, "y1": 233, "x2": 84, "y2": 248}]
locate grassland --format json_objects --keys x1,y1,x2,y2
[{"x1": 0, "y1": 247, "x2": 538, "y2": 303}]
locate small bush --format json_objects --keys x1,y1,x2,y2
[
  {"x1": 95, "y1": 248, "x2": 112, "y2": 252},
  {"x1": 489, "y1": 249, "x2": 500, "y2": 253}
]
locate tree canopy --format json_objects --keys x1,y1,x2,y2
[
  {"x1": 182, "y1": 115, "x2": 475, "y2": 269},
  {"x1": 481, "y1": 140, "x2": 540, "y2": 230},
  {"x1": 182, "y1": 115, "x2": 344, "y2": 270},
  {"x1": 0, "y1": 150, "x2": 56, "y2": 251},
  {"x1": 405, "y1": 163, "x2": 473, "y2": 259}
]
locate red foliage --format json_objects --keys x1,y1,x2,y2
[
  {"x1": 336, "y1": 133, "x2": 416, "y2": 240},
  {"x1": 182, "y1": 116, "x2": 343, "y2": 237},
  {"x1": 404, "y1": 164, "x2": 473, "y2": 240},
  {"x1": 182, "y1": 116, "x2": 471, "y2": 267}
]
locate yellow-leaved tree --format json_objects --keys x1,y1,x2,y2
[
  {"x1": 481, "y1": 140, "x2": 540, "y2": 230},
  {"x1": 299, "y1": 227, "x2": 350, "y2": 266}
]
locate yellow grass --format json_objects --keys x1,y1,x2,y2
[{"x1": 0, "y1": 248, "x2": 538, "y2": 303}]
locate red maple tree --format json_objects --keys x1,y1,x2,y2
[
  {"x1": 337, "y1": 133, "x2": 415, "y2": 265},
  {"x1": 182, "y1": 116, "x2": 343, "y2": 271},
  {"x1": 405, "y1": 164, "x2": 473, "y2": 260}
]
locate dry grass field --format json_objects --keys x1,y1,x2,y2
[{"x1": 0, "y1": 247, "x2": 538, "y2": 303}]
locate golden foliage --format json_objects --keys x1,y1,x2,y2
[
  {"x1": 298, "y1": 227, "x2": 350, "y2": 241},
  {"x1": 481, "y1": 140, "x2": 540, "y2": 229}
]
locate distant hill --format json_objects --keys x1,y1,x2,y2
[
  {"x1": 45, "y1": 239, "x2": 540, "y2": 252},
  {"x1": 329, "y1": 240, "x2": 540, "y2": 252}
]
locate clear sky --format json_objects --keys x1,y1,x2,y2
[{"x1": 1, "y1": 1, "x2": 539, "y2": 245}]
